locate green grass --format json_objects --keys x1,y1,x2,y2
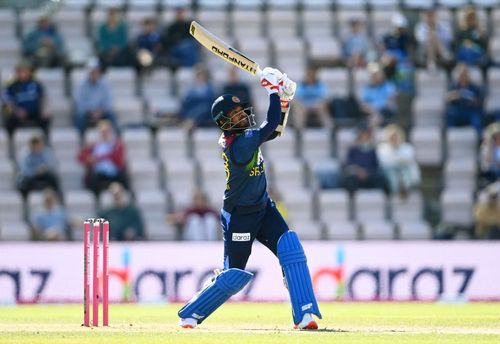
[{"x1": 1, "y1": 303, "x2": 500, "y2": 343}]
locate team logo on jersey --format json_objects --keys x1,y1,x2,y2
[{"x1": 232, "y1": 96, "x2": 240, "y2": 103}]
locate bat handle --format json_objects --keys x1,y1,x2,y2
[{"x1": 255, "y1": 67, "x2": 262, "y2": 78}]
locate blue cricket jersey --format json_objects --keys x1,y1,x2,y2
[
  {"x1": 5, "y1": 80, "x2": 44, "y2": 117},
  {"x1": 221, "y1": 93, "x2": 281, "y2": 211}
]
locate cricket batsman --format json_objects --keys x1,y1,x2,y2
[{"x1": 178, "y1": 67, "x2": 322, "y2": 330}]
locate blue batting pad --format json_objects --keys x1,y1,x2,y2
[
  {"x1": 277, "y1": 231, "x2": 322, "y2": 325},
  {"x1": 178, "y1": 268, "x2": 253, "y2": 324}
]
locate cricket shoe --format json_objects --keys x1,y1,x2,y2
[
  {"x1": 179, "y1": 317, "x2": 197, "y2": 329},
  {"x1": 294, "y1": 313, "x2": 318, "y2": 330}
]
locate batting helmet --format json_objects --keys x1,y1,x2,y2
[{"x1": 211, "y1": 94, "x2": 255, "y2": 132}]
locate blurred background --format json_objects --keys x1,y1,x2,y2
[{"x1": 0, "y1": 0, "x2": 499, "y2": 303}]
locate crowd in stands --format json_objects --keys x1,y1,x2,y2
[{"x1": 0, "y1": 2, "x2": 499, "y2": 242}]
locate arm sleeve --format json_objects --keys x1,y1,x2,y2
[{"x1": 257, "y1": 93, "x2": 281, "y2": 144}]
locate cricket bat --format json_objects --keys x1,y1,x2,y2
[{"x1": 189, "y1": 20, "x2": 290, "y2": 136}]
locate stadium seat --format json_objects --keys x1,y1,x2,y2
[
  {"x1": 269, "y1": 158, "x2": 306, "y2": 191},
  {"x1": 319, "y1": 189, "x2": 351, "y2": 223},
  {"x1": 232, "y1": 10, "x2": 263, "y2": 38},
  {"x1": 325, "y1": 221, "x2": 359, "y2": 240},
  {"x1": 0, "y1": 191, "x2": 24, "y2": 222},
  {"x1": 141, "y1": 69, "x2": 172, "y2": 98},
  {"x1": 197, "y1": 10, "x2": 229, "y2": 38},
  {"x1": 319, "y1": 68, "x2": 350, "y2": 98},
  {"x1": 302, "y1": 9, "x2": 334, "y2": 39},
  {"x1": 115, "y1": 98, "x2": 145, "y2": 126},
  {"x1": 412, "y1": 95, "x2": 444, "y2": 128},
  {"x1": 371, "y1": 9, "x2": 400, "y2": 39},
  {"x1": 157, "y1": 127, "x2": 189, "y2": 160},
  {"x1": 66, "y1": 190, "x2": 96, "y2": 240},
  {"x1": 264, "y1": 131, "x2": 297, "y2": 160},
  {"x1": 391, "y1": 192, "x2": 424, "y2": 223},
  {"x1": 163, "y1": 158, "x2": 197, "y2": 208},
  {"x1": 415, "y1": 70, "x2": 447, "y2": 98},
  {"x1": 352, "y1": 68, "x2": 370, "y2": 99},
  {"x1": 192, "y1": 128, "x2": 222, "y2": 160},
  {"x1": 0, "y1": 9, "x2": 17, "y2": 41},
  {"x1": 198, "y1": 159, "x2": 226, "y2": 206},
  {"x1": 307, "y1": 158, "x2": 340, "y2": 189},
  {"x1": 398, "y1": 221, "x2": 432, "y2": 240},
  {"x1": 307, "y1": 37, "x2": 342, "y2": 67},
  {"x1": 361, "y1": 221, "x2": 395, "y2": 240},
  {"x1": 266, "y1": 9, "x2": 299, "y2": 38},
  {"x1": 0, "y1": 160, "x2": 15, "y2": 191},
  {"x1": 122, "y1": 128, "x2": 153, "y2": 160},
  {"x1": 444, "y1": 158, "x2": 477, "y2": 191},
  {"x1": 0, "y1": 40, "x2": 20, "y2": 69},
  {"x1": 237, "y1": 37, "x2": 271, "y2": 70},
  {"x1": 446, "y1": 127, "x2": 478, "y2": 160},
  {"x1": 106, "y1": 68, "x2": 137, "y2": 99},
  {"x1": 403, "y1": 0, "x2": 437, "y2": 9},
  {"x1": 410, "y1": 127, "x2": 443, "y2": 166},
  {"x1": 302, "y1": 128, "x2": 333, "y2": 159},
  {"x1": 58, "y1": 163, "x2": 85, "y2": 191},
  {"x1": 281, "y1": 188, "x2": 315, "y2": 224},
  {"x1": 291, "y1": 220, "x2": 324, "y2": 240},
  {"x1": 0, "y1": 220, "x2": 31, "y2": 241},
  {"x1": 354, "y1": 190, "x2": 387, "y2": 222},
  {"x1": 272, "y1": 37, "x2": 306, "y2": 80},
  {"x1": 440, "y1": 189, "x2": 474, "y2": 227},
  {"x1": 50, "y1": 128, "x2": 80, "y2": 163},
  {"x1": 136, "y1": 189, "x2": 177, "y2": 240},
  {"x1": 129, "y1": 158, "x2": 162, "y2": 191},
  {"x1": 0, "y1": 130, "x2": 9, "y2": 160},
  {"x1": 128, "y1": 0, "x2": 158, "y2": 9},
  {"x1": 232, "y1": 0, "x2": 264, "y2": 10}
]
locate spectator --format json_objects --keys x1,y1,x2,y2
[
  {"x1": 414, "y1": 7, "x2": 453, "y2": 71},
  {"x1": 293, "y1": 67, "x2": 333, "y2": 130},
  {"x1": 342, "y1": 127, "x2": 386, "y2": 194},
  {"x1": 180, "y1": 66, "x2": 216, "y2": 130},
  {"x1": 162, "y1": 7, "x2": 200, "y2": 69},
  {"x1": 474, "y1": 182, "x2": 500, "y2": 239},
  {"x1": 341, "y1": 126, "x2": 387, "y2": 194},
  {"x1": 222, "y1": 67, "x2": 253, "y2": 107},
  {"x1": 78, "y1": 120, "x2": 128, "y2": 195},
  {"x1": 342, "y1": 17, "x2": 373, "y2": 68},
  {"x1": 97, "y1": 8, "x2": 131, "y2": 67},
  {"x1": 22, "y1": 16, "x2": 65, "y2": 68},
  {"x1": 480, "y1": 122, "x2": 500, "y2": 183},
  {"x1": 74, "y1": 58, "x2": 118, "y2": 136},
  {"x1": 99, "y1": 182, "x2": 145, "y2": 241},
  {"x1": 454, "y1": 7, "x2": 489, "y2": 68},
  {"x1": 30, "y1": 188, "x2": 68, "y2": 241},
  {"x1": 168, "y1": 188, "x2": 218, "y2": 241},
  {"x1": 377, "y1": 124, "x2": 420, "y2": 197},
  {"x1": 135, "y1": 17, "x2": 163, "y2": 70},
  {"x1": 2, "y1": 62, "x2": 50, "y2": 137},
  {"x1": 17, "y1": 134, "x2": 60, "y2": 198},
  {"x1": 445, "y1": 64, "x2": 483, "y2": 133},
  {"x1": 360, "y1": 66, "x2": 397, "y2": 127}
]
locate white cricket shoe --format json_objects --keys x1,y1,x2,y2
[
  {"x1": 179, "y1": 317, "x2": 197, "y2": 329},
  {"x1": 294, "y1": 313, "x2": 318, "y2": 330}
]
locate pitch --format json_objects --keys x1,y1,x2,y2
[{"x1": 1, "y1": 302, "x2": 499, "y2": 344}]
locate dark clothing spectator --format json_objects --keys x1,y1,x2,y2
[
  {"x1": 17, "y1": 135, "x2": 60, "y2": 198},
  {"x1": 445, "y1": 65, "x2": 483, "y2": 133},
  {"x1": 180, "y1": 68, "x2": 216, "y2": 130},
  {"x1": 135, "y1": 17, "x2": 164, "y2": 70},
  {"x1": 22, "y1": 16, "x2": 65, "y2": 68},
  {"x1": 78, "y1": 121, "x2": 128, "y2": 195},
  {"x1": 99, "y1": 182, "x2": 144, "y2": 241},
  {"x1": 74, "y1": 59, "x2": 118, "y2": 135},
  {"x1": 97, "y1": 8, "x2": 132, "y2": 67},
  {"x1": 382, "y1": 14, "x2": 413, "y2": 62},
  {"x1": 162, "y1": 8, "x2": 200, "y2": 68},
  {"x1": 454, "y1": 8, "x2": 489, "y2": 68},
  {"x1": 2, "y1": 63, "x2": 50, "y2": 137},
  {"x1": 342, "y1": 128, "x2": 387, "y2": 194}
]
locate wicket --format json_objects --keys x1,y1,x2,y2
[{"x1": 83, "y1": 218, "x2": 109, "y2": 327}]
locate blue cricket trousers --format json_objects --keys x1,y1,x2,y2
[{"x1": 220, "y1": 199, "x2": 289, "y2": 269}]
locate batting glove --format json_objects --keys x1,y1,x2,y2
[
  {"x1": 280, "y1": 73, "x2": 296, "y2": 101},
  {"x1": 260, "y1": 67, "x2": 283, "y2": 95}
]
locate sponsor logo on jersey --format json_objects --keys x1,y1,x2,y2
[
  {"x1": 301, "y1": 303, "x2": 313, "y2": 311},
  {"x1": 232, "y1": 233, "x2": 251, "y2": 242}
]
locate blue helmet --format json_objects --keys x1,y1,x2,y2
[{"x1": 211, "y1": 94, "x2": 255, "y2": 132}]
